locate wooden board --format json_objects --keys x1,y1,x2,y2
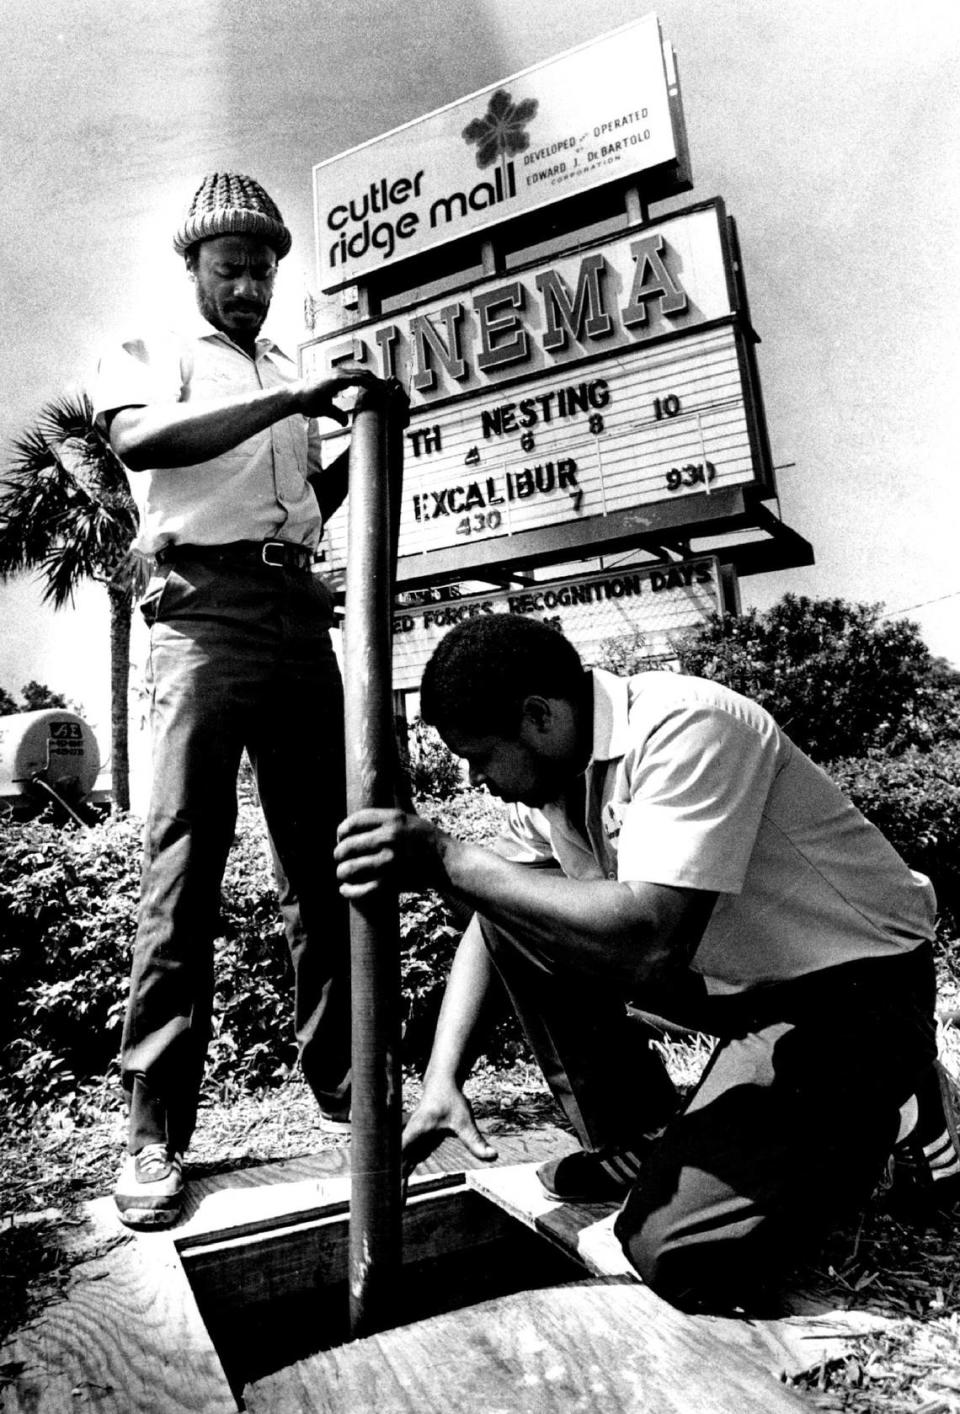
[
  {"x1": 0, "y1": 1199, "x2": 236, "y2": 1414},
  {"x1": 466, "y1": 1162, "x2": 896, "y2": 1381},
  {"x1": 1, "y1": 1126, "x2": 888, "y2": 1412},
  {"x1": 174, "y1": 1126, "x2": 573, "y2": 1240},
  {"x1": 0, "y1": 1129, "x2": 568, "y2": 1414},
  {"x1": 244, "y1": 1277, "x2": 812, "y2": 1414}
]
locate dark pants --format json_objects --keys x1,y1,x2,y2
[
  {"x1": 121, "y1": 556, "x2": 351, "y2": 1154},
  {"x1": 476, "y1": 913, "x2": 938, "y2": 1313}
]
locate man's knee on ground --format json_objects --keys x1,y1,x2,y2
[
  {"x1": 614, "y1": 1203, "x2": 702, "y2": 1310},
  {"x1": 614, "y1": 1195, "x2": 772, "y2": 1315}
]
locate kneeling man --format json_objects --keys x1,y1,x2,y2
[{"x1": 335, "y1": 614, "x2": 958, "y2": 1313}]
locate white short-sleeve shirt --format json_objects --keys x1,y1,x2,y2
[
  {"x1": 493, "y1": 669, "x2": 936, "y2": 995},
  {"x1": 89, "y1": 317, "x2": 324, "y2": 554}
]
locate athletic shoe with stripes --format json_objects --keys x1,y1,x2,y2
[
  {"x1": 536, "y1": 1144, "x2": 649, "y2": 1203},
  {"x1": 886, "y1": 1060, "x2": 960, "y2": 1213},
  {"x1": 114, "y1": 1143, "x2": 184, "y2": 1228}
]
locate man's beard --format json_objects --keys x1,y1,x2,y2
[{"x1": 195, "y1": 284, "x2": 267, "y2": 335}]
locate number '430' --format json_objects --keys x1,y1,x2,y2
[{"x1": 456, "y1": 510, "x2": 503, "y2": 536}]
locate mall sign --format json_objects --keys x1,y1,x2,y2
[{"x1": 313, "y1": 12, "x2": 687, "y2": 291}]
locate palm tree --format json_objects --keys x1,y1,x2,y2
[{"x1": 0, "y1": 390, "x2": 143, "y2": 811}]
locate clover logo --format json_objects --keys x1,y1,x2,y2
[{"x1": 462, "y1": 88, "x2": 539, "y2": 189}]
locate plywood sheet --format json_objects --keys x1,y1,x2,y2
[
  {"x1": 466, "y1": 1161, "x2": 896, "y2": 1381},
  {"x1": 244, "y1": 1278, "x2": 811, "y2": 1413}
]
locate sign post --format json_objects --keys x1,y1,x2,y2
[{"x1": 343, "y1": 385, "x2": 405, "y2": 1339}]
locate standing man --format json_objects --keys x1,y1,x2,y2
[
  {"x1": 335, "y1": 614, "x2": 959, "y2": 1314},
  {"x1": 93, "y1": 172, "x2": 380, "y2": 1228}
]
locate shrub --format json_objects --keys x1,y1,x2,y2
[
  {"x1": 209, "y1": 813, "x2": 299, "y2": 1095},
  {"x1": 0, "y1": 814, "x2": 140, "y2": 1111},
  {"x1": 596, "y1": 629, "x2": 665, "y2": 677},
  {"x1": 402, "y1": 786, "x2": 529, "y2": 1068},
  {"x1": 0, "y1": 782, "x2": 517, "y2": 1112},
  {"x1": 672, "y1": 595, "x2": 945, "y2": 764},
  {"x1": 830, "y1": 743, "x2": 960, "y2": 956},
  {"x1": 402, "y1": 717, "x2": 464, "y2": 799},
  {"x1": 0, "y1": 807, "x2": 304, "y2": 1112}
]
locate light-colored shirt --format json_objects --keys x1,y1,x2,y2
[
  {"x1": 90, "y1": 317, "x2": 324, "y2": 554},
  {"x1": 493, "y1": 668, "x2": 936, "y2": 996}
]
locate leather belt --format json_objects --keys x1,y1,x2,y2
[{"x1": 154, "y1": 540, "x2": 315, "y2": 572}]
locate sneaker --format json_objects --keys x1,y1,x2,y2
[
  {"x1": 537, "y1": 1144, "x2": 648, "y2": 1203},
  {"x1": 317, "y1": 1108, "x2": 352, "y2": 1136},
  {"x1": 886, "y1": 1061, "x2": 960, "y2": 1214},
  {"x1": 114, "y1": 1143, "x2": 184, "y2": 1229}
]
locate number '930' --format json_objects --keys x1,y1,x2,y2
[{"x1": 666, "y1": 462, "x2": 716, "y2": 492}]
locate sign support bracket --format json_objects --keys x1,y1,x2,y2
[{"x1": 624, "y1": 184, "x2": 648, "y2": 227}]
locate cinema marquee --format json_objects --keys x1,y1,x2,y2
[
  {"x1": 304, "y1": 199, "x2": 774, "y2": 586},
  {"x1": 390, "y1": 558, "x2": 723, "y2": 692}
]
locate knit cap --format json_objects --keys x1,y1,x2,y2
[{"x1": 173, "y1": 172, "x2": 292, "y2": 259}]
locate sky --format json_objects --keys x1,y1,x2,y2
[{"x1": 1, "y1": 0, "x2": 959, "y2": 761}]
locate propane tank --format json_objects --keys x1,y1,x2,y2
[{"x1": 0, "y1": 710, "x2": 101, "y2": 819}]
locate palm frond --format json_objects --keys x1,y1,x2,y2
[
  {"x1": 36, "y1": 390, "x2": 93, "y2": 445},
  {"x1": 9, "y1": 424, "x2": 57, "y2": 469},
  {"x1": 39, "y1": 389, "x2": 135, "y2": 512},
  {"x1": 0, "y1": 387, "x2": 139, "y2": 597},
  {"x1": 0, "y1": 452, "x2": 74, "y2": 576}
]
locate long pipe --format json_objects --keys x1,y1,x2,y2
[{"x1": 343, "y1": 381, "x2": 406, "y2": 1338}]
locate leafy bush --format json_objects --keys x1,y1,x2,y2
[
  {"x1": 0, "y1": 679, "x2": 81, "y2": 716},
  {"x1": 830, "y1": 744, "x2": 960, "y2": 953},
  {"x1": 0, "y1": 808, "x2": 303, "y2": 1113},
  {"x1": 208, "y1": 816, "x2": 300, "y2": 1096},
  {"x1": 402, "y1": 717, "x2": 464, "y2": 798},
  {"x1": 671, "y1": 595, "x2": 948, "y2": 764},
  {"x1": 0, "y1": 814, "x2": 139, "y2": 1111},
  {"x1": 402, "y1": 786, "x2": 529, "y2": 1068},
  {"x1": 0, "y1": 782, "x2": 517, "y2": 1113},
  {"x1": 596, "y1": 629, "x2": 666, "y2": 677}
]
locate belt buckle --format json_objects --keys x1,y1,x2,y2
[{"x1": 261, "y1": 541, "x2": 287, "y2": 568}]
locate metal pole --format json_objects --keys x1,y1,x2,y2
[{"x1": 343, "y1": 381, "x2": 405, "y2": 1339}]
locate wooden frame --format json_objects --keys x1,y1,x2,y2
[
  {"x1": 1, "y1": 1128, "x2": 885, "y2": 1412},
  {"x1": 0, "y1": 1132, "x2": 568, "y2": 1413}
]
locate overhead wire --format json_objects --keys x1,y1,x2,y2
[{"x1": 880, "y1": 591, "x2": 960, "y2": 618}]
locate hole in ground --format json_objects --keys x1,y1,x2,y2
[{"x1": 178, "y1": 1186, "x2": 583, "y2": 1400}]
